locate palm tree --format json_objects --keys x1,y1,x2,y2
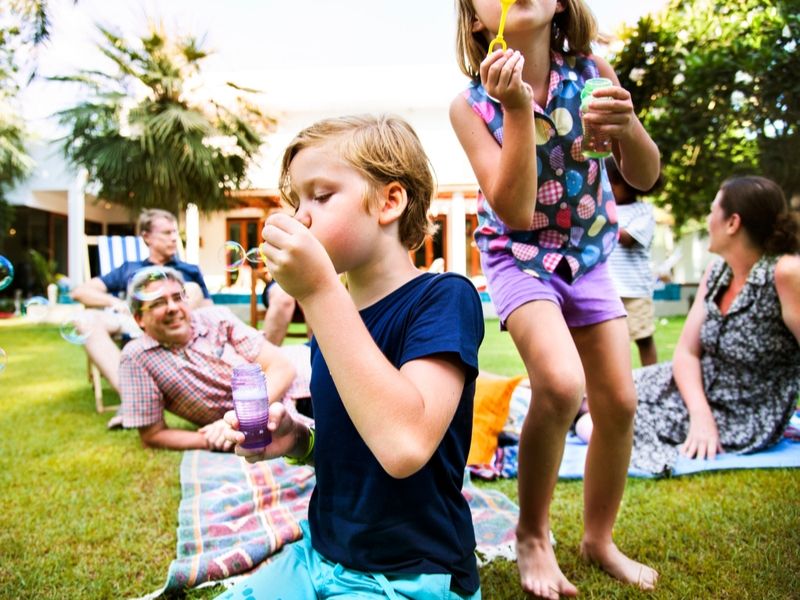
[{"x1": 54, "y1": 23, "x2": 275, "y2": 216}]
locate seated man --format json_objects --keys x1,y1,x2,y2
[
  {"x1": 118, "y1": 266, "x2": 310, "y2": 451},
  {"x1": 71, "y1": 208, "x2": 212, "y2": 392}
]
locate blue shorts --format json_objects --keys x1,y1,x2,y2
[
  {"x1": 215, "y1": 521, "x2": 481, "y2": 600},
  {"x1": 481, "y1": 252, "x2": 625, "y2": 328}
]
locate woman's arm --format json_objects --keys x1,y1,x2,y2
[
  {"x1": 593, "y1": 56, "x2": 661, "y2": 191},
  {"x1": 672, "y1": 264, "x2": 723, "y2": 459},
  {"x1": 775, "y1": 254, "x2": 800, "y2": 344},
  {"x1": 449, "y1": 51, "x2": 537, "y2": 230}
]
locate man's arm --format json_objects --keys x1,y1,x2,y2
[
  {"x1": 70, "y1": 277, "x2": 126, "y2": 309},
  {"x1": 138, "y1": 420, "x2": 208, "y2": 450},
  {"x1": 137, "y1": 419, "x2": 232, "y2": 451}
]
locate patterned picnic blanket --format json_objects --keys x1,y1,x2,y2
[{"x1": 143, "y1": 450, "x2": 519, "y2": 597}]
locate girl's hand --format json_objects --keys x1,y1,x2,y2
[
  {"x1": 222, "y1": 403, "x2": 302, "y2": 463},
  {"x1": 582, "y1": 85, "x2": 639, "y2": 142},
  {"x1": 479, "y1": 49, "x2": 532, "y2": 110},
  {"x1": 260, "y1": 212, "x2": 339, "y2": 303},
  {"x1": 680, "y1": 412, "x2": 723, "y2": 460}
]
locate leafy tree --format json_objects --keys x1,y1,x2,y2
[
  {"x1": 54, "y1": 23, "x2": 275, "y2": 216},
  {"x1": 611, "y1": 0, "x2": 799, "y2": 229},
  {"x1": 0, "y1": 0, "x2": 47, "y2": 242}
]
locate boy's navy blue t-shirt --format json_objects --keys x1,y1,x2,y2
[{"x1": 308, "y1": 272, "x2": 484, "y2": 594}]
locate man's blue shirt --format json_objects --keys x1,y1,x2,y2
[{"x1": 99, "y1": 257, "x2": 210, "y2": 298}]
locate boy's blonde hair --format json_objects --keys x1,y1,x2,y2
[
  {"x1": 279, "y1": 114, "x2": 436, "y2": 251},
  {"x1": 454, "y1": 0, "x2": 598, "y2": 80}
]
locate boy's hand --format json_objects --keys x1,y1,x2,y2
[
  {"x1": 260, "y1": 213, "x2": 339, "y2": 303},
  {"x1": 480, "y1": 49, "x2": 532, "y2": 110},
  {"x1": 222, "y1": 403, "x2": 303, "y2": 463},
  {"x1": 581, "y1": 85, "x2": 639, "y2": 142}
]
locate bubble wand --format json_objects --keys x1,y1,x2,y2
[{"x1": 487, "y1": 0, "x2": 517, "y2": 54}]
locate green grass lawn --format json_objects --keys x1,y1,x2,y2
[{"x1": 0, "y1": 316, "x2": 797, "y2": 599}]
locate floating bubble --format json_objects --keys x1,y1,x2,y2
[
  {"x1": 59, "y1": 312, "x2": 93, "y2": 345},
  {"x1": 245, "y1": 246, "x2": 267, "y2": 266},
  {"x1": 24, "y1": 296, "x2": 49, "y2": 321},
  {"x1": 130, "y1": 266, "x2": 169, "y2": 302},
  {"x1": 0, "y1": 347, "x2": 6, "y2": 373},
  {"x1": 219, "y1": 241, "x2": 246, "y2": 272},
  {"x1": 0, "y1": 255, "x2": 13, "y2": 291}
]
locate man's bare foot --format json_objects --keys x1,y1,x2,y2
[
  {"x1": 516, "y1": 534, "x2": 578, "y2": 599},
  {"x1": 580, "y1": 540, "x2": 658, "y2": 591}
]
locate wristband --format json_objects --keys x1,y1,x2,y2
[{"x1": 285, "y1": 426, "x2": 315, "y2": 466}]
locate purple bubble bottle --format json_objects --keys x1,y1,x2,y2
[{"x1": 231, "y1": 363, "x2": 271, "y2": 449}]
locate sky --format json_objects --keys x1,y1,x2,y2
[{"x1": 22, "y1": 0, "x2": 669, "y2": 126}]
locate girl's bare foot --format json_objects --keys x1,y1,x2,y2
[
  {"x1": 580, "y1": 539, "x2": 658, "y2": 591},
  {"x1": 516, "y1": 534, "x2": 578, "y2": 599}
]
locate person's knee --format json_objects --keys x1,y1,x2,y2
[
  {"x1": 530, "y1": 371, "x2": 585, "y2": 424},
  {"x1": 590, "y1": 385, "x2": 637, "y2": 429},
  {"x1": 183, "y1": 282, "x2": 205, "y2": 309},
  {"x1": 76, "y1": 309, "x2": 118, "y2": 337}
]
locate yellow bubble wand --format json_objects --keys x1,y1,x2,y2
[{"x1": 487, "y1": 0, "x2": 517, "y2": 54}]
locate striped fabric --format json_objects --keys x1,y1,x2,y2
[{"x1": 97, "y1": 236, "x2": 149, "y2": 275}]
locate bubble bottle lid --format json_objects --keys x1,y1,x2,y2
[
  {"x1": 487, "y1": 0, "x2": 517, "y2": 54},
  {"x1": 580, "y1": 77, "x2": 613, "y2": 106}
]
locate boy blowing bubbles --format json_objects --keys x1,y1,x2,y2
[{"x1": 220, "y1": 115, "x2": 484, "y2": 598}]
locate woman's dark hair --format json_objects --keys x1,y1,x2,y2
[{"x1": 719, "y1": 175, "x2": 800, "y2": 255}]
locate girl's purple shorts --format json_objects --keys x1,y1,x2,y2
[{"x1": 481, "y1": 251, "x2": 625, "y2": 328}]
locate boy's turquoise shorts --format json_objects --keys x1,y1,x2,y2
[{"x1": 215, "y1": 521, "x2": 481, "y2": 600}]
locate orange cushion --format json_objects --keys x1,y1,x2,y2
[{"x1": 467, "y1": 374, "x2": 525, "y2": 465}]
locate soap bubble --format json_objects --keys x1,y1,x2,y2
[
  {"x1": 245, "y1": 246, "x2": 267, "y2": 266},
  {"x1": 24, "y1": 296, "x2": 50, "y2": 321},
  {"x1": 219, "y1": 241, "x2": 246, "y2": 272},
  {"x1": 130, "y1": 266, "x2": 169, "y2": 302},
  {"x1": 0, "y1": 347, "x2": 6, "y2": 373},
  {"x1": 59, "y1": 312, "x2": 93, "y2": 345},
  {"x1": 0, "y1": 255, "x2": 13, "y2": 291}
]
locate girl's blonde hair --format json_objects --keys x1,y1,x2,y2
[
  {"x1": 454, "y1": 0, "x2": 598, "y2": 80},
  {"x1": 279, "y1": 114, "x2": 436, "y2": 251}
]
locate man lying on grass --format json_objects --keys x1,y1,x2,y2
[{"x1": 116, "y1": 266, "x2": 309, "y2": 451}]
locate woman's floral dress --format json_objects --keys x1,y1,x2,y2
[{"x1": 631, "y1": 256, "x2": 800, "y2": 475}]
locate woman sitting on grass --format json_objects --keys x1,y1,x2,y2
[{"x1": 577, "y1": 175, "x2": 800, "y2": 475}]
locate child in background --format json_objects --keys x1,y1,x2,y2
[
  {"x1": 605, "y1": 157, "x2": 660, "y2": 367},
  {"x1": 218, "y1": 114, "x2": 484, "y2": 600},
  {"x1": 450, "y1": 1, "x2": 660, "y2": 597}
]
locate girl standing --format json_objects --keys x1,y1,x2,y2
[{"x1": 450, "y1": 1, "x2": 660, "y2": 597}]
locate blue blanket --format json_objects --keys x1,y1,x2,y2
[{"x1": 469, "y1": 386, "x2": 800, "y2": 480}]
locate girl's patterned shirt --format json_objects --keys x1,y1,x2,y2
[{"x1": 463, "y1": 51, "x2": 618, "y2": 281}]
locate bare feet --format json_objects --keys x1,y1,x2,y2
[
  {"x1": 516, "y1": 534, "x2": 578, "y2": 599},
  {"x1": 580, "y1": 540, "x2": 658, "y2": 591}
]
